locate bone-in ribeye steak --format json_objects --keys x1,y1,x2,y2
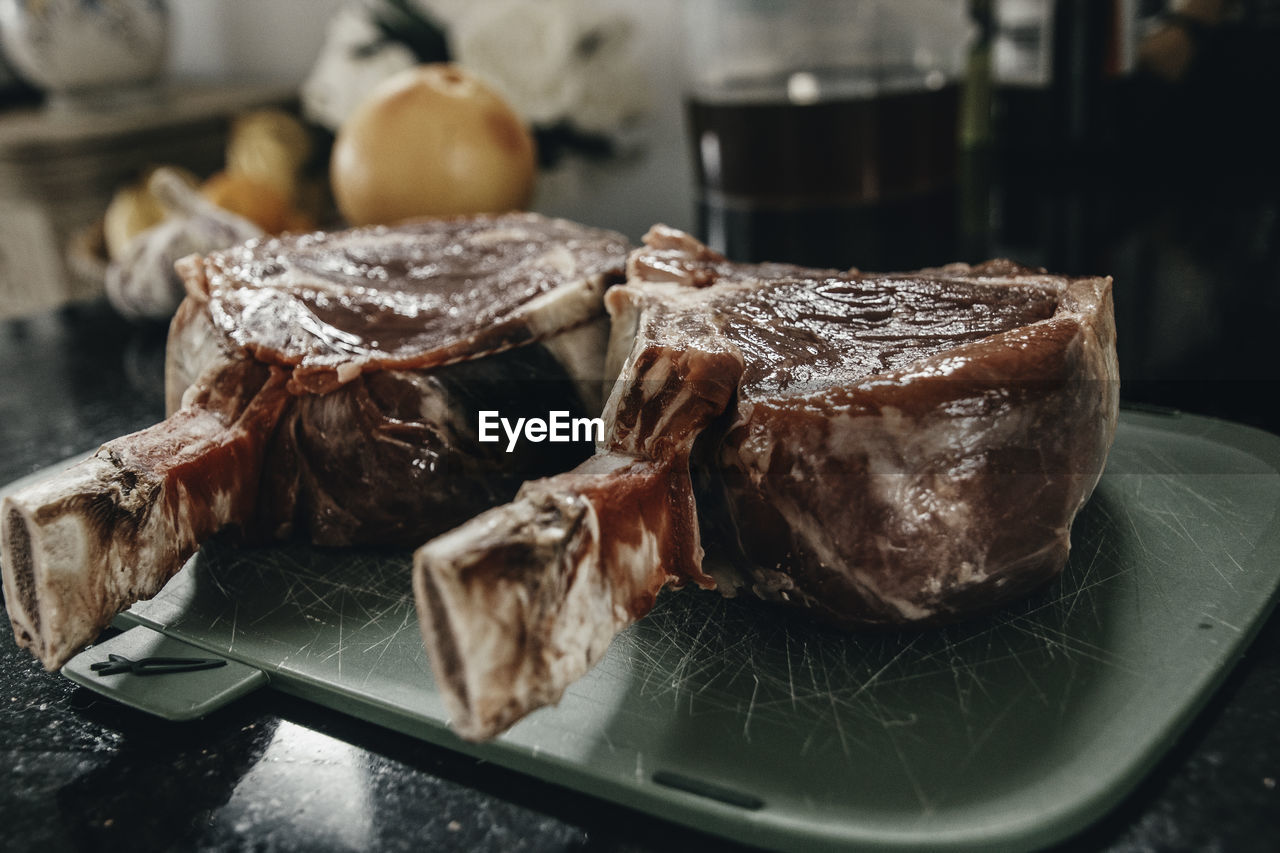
[
  {"x1": 2, "y1": 213, "x2": 631, "y2": 670},
  {"x1": 414, "y1": 226, "x2": 1118, "y2": 740}
]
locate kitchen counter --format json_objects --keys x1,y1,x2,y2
[{"x1": 2, "y1": 151, "x2": 1279, "y2": 851}]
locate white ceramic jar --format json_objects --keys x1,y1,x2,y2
[{"x1": 0, "y1": 0, "x2": 169, "y2": 102}]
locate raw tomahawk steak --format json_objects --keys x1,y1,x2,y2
[
  {"x1": 2, "y1": 213, "x2": 630, "y2": 670},
  {"x1": 415, "y1": 226, "x2": 1119, "y2": 740}
]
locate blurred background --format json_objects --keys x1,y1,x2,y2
[{"x1": 1, "y1": 0, "x2": 1278, "y2": 436}]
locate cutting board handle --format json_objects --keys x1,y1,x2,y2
[{"x1": 62, "y1": 625, "x2": 266, "y2": 721}]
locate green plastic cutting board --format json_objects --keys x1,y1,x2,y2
[{"x1": 25, "y1": 410, "x2": 1280, "y2": 851}]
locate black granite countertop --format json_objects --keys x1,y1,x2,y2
[{"x1": 3, "y1": 150, "x2": 1280, "y2": 852}]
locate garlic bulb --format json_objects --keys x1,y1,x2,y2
[
  {"x1": 104, "y1": 168, "x2": 264, "y2": 321},
  {"x1": 102, "y1": 167, "x2": 199, "y2": 262}
]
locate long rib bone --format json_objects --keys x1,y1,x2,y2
[
  {"x1": 414, "y1": 285, "x2": 743, "y2": 740},
  {"x1": 2, "y1": 358, "x2": 289, "y2": 670}
]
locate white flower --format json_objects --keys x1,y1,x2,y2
[
  {"x1": 571, "y1": 47, "x2": 649, "y2": 135},
  {"x1": 449, "y1": 0, "x2": 647, "y2": 133},
  {"x1": 561, "y1": 4, "x2": 648, "y2": 135},
  {"x1": 303, "y1": 0, "x2": 651, "y2": 140},
  {"x1": 301, "y1": 5, "x2": 418, "y2": 132},
  {"x1": 450, "y1": 0, "x2": 582, "y2": 126}
]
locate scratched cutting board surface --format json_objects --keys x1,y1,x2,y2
[{"x1": 69, "y1": 411, "x2": 1280, "y2": 851}]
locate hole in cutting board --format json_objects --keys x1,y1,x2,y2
[{"x1": 652, "y1": 770, "x2": 765, "y2": 810}]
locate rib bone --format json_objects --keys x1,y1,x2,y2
[
  {"x1": 3, "y1": 358, "x2": 289, "y2": 669},
  {"x1": 414, "y1": 305, "x2": 743, "y2": 740}
]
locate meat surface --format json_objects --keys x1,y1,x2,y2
[
  {"x1": 415, "y1": 226, "x2": 1118, "y2": 740},
  {"x1": 175, "y1": 213, "x2": 627, "y2": 395},
  {"x1": 3, "y1": 213, "x2": 630, "y2": 670}
]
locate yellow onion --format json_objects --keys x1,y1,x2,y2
[{"x1": 331, "y1": 63, "x2": 537, "y2": 226}]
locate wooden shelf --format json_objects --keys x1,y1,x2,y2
[{"x1": 0, "y1": 81, "x2": 296, "y2": 320}]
